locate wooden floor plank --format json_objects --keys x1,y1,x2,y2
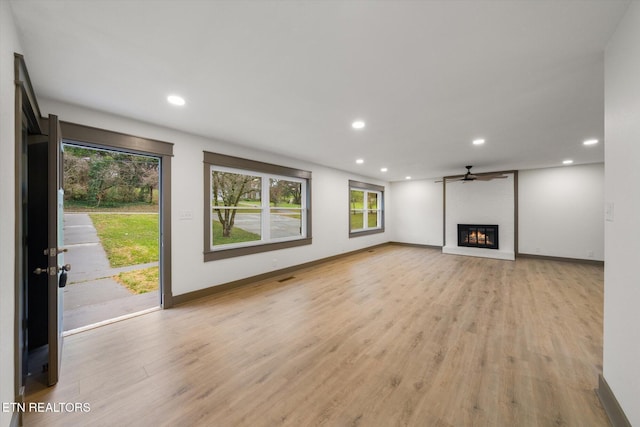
[{"x1": 24, "y1": 246, "x2": 608, "y2": 426}]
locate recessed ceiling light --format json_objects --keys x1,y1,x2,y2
[
  {"x1": 472, "y1": 139, "x2": 485, "y2": 145},
  {"x1": 562, "y1": 159, "x2": 574, "y2": 165},
  {"x1": 356, "y1": 158, "x2": 364, "y2": 164},
  {"x1": 583, "y1": 139, "x2": 599, "y2": 146},
  {"x1": 405, "y1": 176, "x2": 412, "y2": 180},
  {"x1": 380, "y1": 167, "x2": 388, "y2": 172},
  {"x1": 167, "y1": 95, "x2": 185, "y2": 106},
  {"x1": 352, "y1": 120, "x2": 365, "y2": 129}
]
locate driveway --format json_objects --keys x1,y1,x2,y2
[
  {"x1": 232, "y1": 213, "x2": 302, "y2": 238},
  {"x1": 63, "y1": 213, "x2": 158, "y2": 331}
]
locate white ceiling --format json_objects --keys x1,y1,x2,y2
[{"x1": 9, "y1": 0, "x2": 629, "y2": 181}]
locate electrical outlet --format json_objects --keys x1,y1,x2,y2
[{"x1": 179, "y1": 210, "x2": 193, "y2": 220}]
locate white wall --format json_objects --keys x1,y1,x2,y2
[
  {"x1": 389, "y1": 179, "x2": 442, "y2": 246},
  {"x1": 603, "y1": 2, "x2": 640, "y2": 425},
  {"x1": 390, "y1": 167, "x2": 604, "y2": 261},
  {"x1": 443, "y1": 174, "x2": 515, "y2": 260},
  {"x1": 0, "y1": 2, "x2": 21, "y2": 426},
  {"x1": 39, "y1": 99, "x2": 391, "y2": 296},
  {"x1": 519, "y1": 163, "x2": 604, "y2": 261}
]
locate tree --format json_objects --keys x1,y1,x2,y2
[
  {"x1": 270, "y1": 179, "x2": 301, "y2": 206},
  {"x1": 270, "y1": 179, "x2": 284, "y2": 207},
  {"x1": 87, "y1": 156, "x2": 120, "y2": 207},
  {"x1": 350, "y1": 189, "x2": 363, "y2": 210},
  {"x1": 212, "y1": 172, "x2": 260, "y2": 237},
  {"x1": 139, "y1": 163, "x2": 159, "y2": 204},
  {"x1": 63, "y1": 145, "x2": 159, "y2": 207},
  {"x1": 283, "y1": 180, "x2": 301, "y2": 205},
  {"x1": 63, "y1": 150, "x2": 90, "y2": 200}
]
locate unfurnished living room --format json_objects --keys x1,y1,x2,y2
[{"x1": 1, "y1": 1, "x2": 638, "y2": 426}]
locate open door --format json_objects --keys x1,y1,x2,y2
[
  {"x1": 47, "y1": 114, "x2": 66, "y2": 386},
  {"x1": 39, "y1": 115, "x2": 66, "y2": 386}
]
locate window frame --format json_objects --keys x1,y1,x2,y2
[
  {"x1": 204, "y1": 151, "x2": 311, "y2": 261},
  {"x1": 349, "y1": 180, "x2": 385, "y2": 237}
]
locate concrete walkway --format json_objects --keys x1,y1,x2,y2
[{"x1": 63, "y1": 213, "x2": 159, "y2": 331}]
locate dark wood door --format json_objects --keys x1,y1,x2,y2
[
  {"x1": 46, "y1": 115, "x2": 65, "y2": 386},
  {"x1": 27, "y1": 115, "x2": 65, "y2": 386}
]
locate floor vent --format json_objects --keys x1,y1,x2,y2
[{"x1": 278, "y1": 276, "x2": 295, "y2": 283}]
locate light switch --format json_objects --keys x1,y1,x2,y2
[{"x1": 605, "y1": 203, "x2": 614, "y2": 222}]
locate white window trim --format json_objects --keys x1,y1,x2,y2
[
  {"x1": 350, "y1": 189, "x2": 382, "y2": 232},
  {"x1": 204, "y1": 151, "x2": 312, "y2": 262},
  {"x1": 209, "y1": 165, "x2": 308, "y2": 251},
  {"x1": 349, "y1": 180, "x2": 385, "y2": 238}
]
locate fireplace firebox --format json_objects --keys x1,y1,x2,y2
[{"x1": 457, "y1": 224, "x2": 499, "y2": 249}]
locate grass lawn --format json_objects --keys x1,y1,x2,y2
[
  {"x1": 66, "y1": 199, "x2": 159, "y2": 213},
  {"x1": 350, "y1": 212, "x2": 364, "y2": 231},
  {"x1": 115, "y1": 267, "x2": 158, "y2": 294},
  {"x1": 212, "y1": 220, "x2": 261, "y2": 246},
  {"x1": 89, "y1": 213, "x2": 159, "y2": 267},
  {"x1": 350, "y1": 212, "x2": 378, "y2": 231}
]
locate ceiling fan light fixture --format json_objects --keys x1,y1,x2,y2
[{"x1": 444, "y1": 165, "x2": 508, "y2": 182}]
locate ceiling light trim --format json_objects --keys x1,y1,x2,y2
[
  {"x1": 167, "y1": 95, "x2": 186, "y2": 106},
  {"x1": 351, "y1": 120, "x2": 365, "y2": 130}
]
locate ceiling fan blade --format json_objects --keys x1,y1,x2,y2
[
  {"x1": 445, "y1": 166, "x2": 509, "y2": 182},
  {"x1": 436, "y1": 177, "x2": 466, "y2": 183},
  {"x1": 475, "y1": 174, "x2": 508, "y2": 181}
]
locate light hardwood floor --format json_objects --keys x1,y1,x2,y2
[{"x1": 24, "y1": 245, "x2": 608, "y2": 426}]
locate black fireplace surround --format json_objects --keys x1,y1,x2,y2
[{"x1": 458, "y1": 224, "x2": 499, "y2": 249}]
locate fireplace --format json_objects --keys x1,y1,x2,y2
[{"x1": 458, "y1": 224, "x2": 499, "y2": 249}]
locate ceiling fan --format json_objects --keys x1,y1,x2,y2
[{"x1": 436, "y1": 166, "x2": 508, "y2": 183}]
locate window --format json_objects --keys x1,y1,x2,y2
[
  {"x1": 204, "y1": 152, "x2": 311, "y2": 261},
  {"x1": 349, "y1": 180, "x2": 384, "y2": 237}
]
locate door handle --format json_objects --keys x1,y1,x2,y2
[
  {"x1": 43, "y1": 248, "x2": 68, "y2": 256},
  {"x1": 33, "y1": 264, "x2": 71, "y2": 275}
]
